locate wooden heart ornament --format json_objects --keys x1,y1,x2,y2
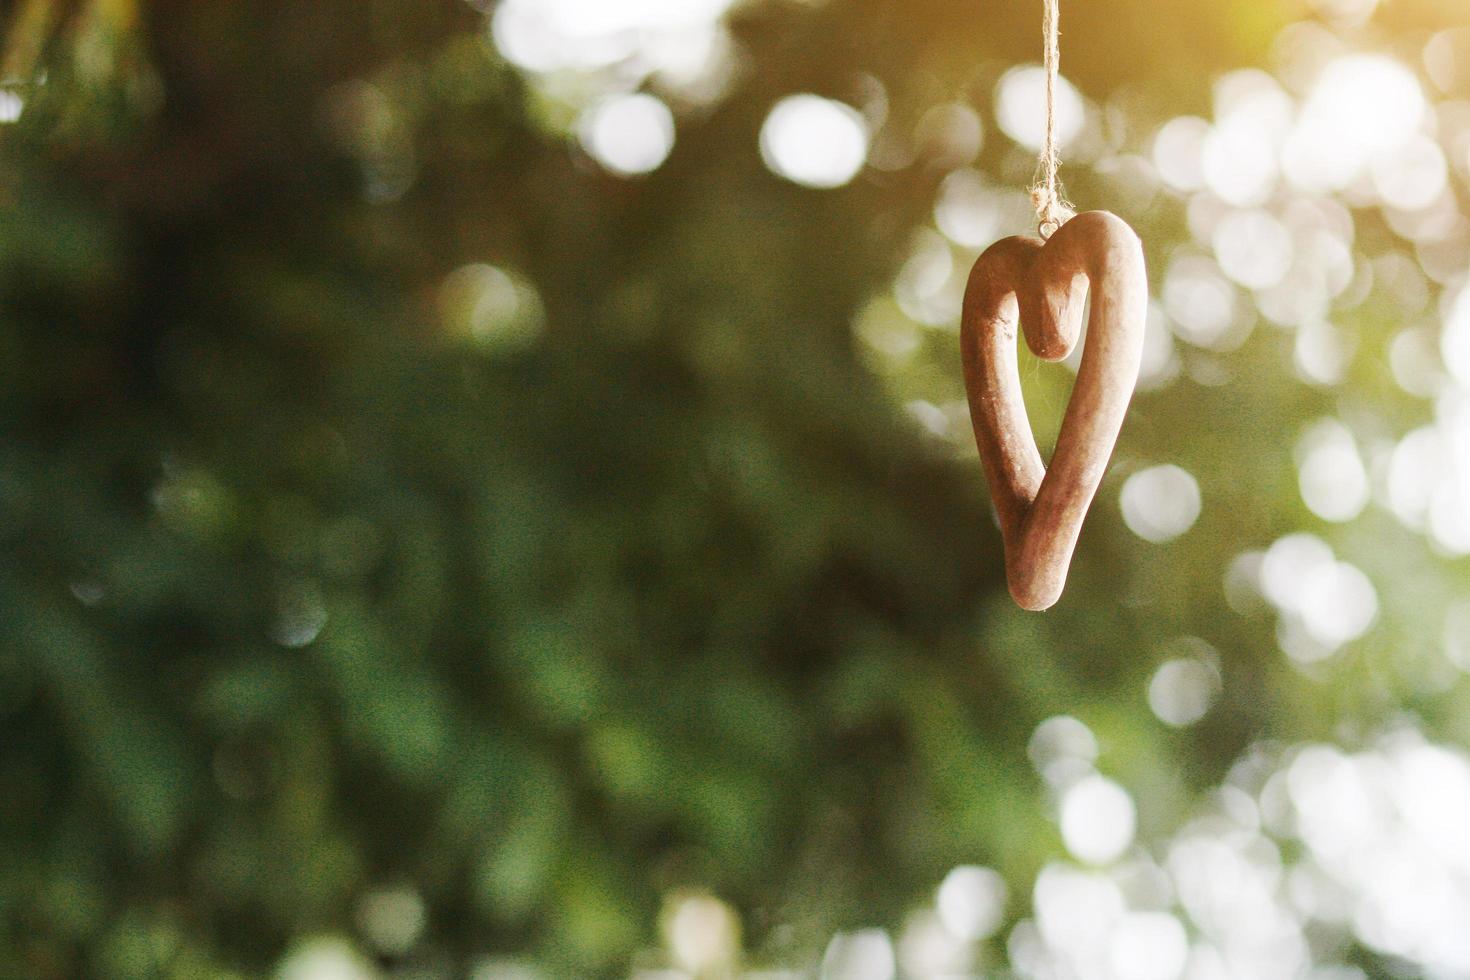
[{"x1": 960, "y1": 210, "x2": 1147, "y2": 611}]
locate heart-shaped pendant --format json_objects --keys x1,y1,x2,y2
[{"x1": 960, "y1": 210, "x2": 1147, "y2": 611}]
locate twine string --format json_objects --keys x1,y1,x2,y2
[{"x1": 1030, "y1": 0, "x2": 1075, "y2": 239}]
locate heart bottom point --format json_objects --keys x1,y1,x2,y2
[{"x1": 1008, "y1": 575, "x2": 1062, "y2": 612}]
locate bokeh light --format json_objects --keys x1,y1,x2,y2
[
  {"x1": 1060, "y1": 775, "x2": 1138, "y2": 865},
  {"x1": 578, "y1": 93, "x2": 676, "y2": 176},
  {"x1": 1108, "y1": 912, "x2": 1188, "y2": 980},
  {"x1": 1201, "y1": 71, "x2": 1289, "y2": 207},
  {"x1": 1257, "y1": 534, "x2": 1378, "y2": 661},
  {"x1": 1294, "y1": 419, "x2": 1368, "y2": 522},
  {"x1": 1162, "y1": 256, "x2": 1243, "y2": 351},
  {"x1": 995, "y1": 65, "x2": 1084, "y2": 152},
  {"x1": 1120, "y1": 465, "x2": 1202, "y2": 543},
  {"x1": 439, "y1": 263, "x2": 545, "y2": 351},
  {"x1": 936, "y1": 865, "x2": 1008, "y2": 941},
  {"x1": 1212, "y1": 209, "x2": 1293, "y2": 290},
  {"x1": 1029, "y1": 715, "x2": 1100, "y2": 787},
  {"x1": 354, "y1": 887, "x2": 427, "y2": 957},
  {"x1": 1284, "y1": 55, "x2": 1425, "y2": 193},
  {"x1": 0, "y1": 90, "x2": 22, "y2": 124},
  {"x1": 276, "y1": 937, "x2": 376, "y2": 980},
  {"x1": 821, "y1": 929, "x2": 897, "y2": 980},
  {"x1": 659, "y1": 892, "x2": 740, "y2": 974},
  {"x1": 934, "y1": 170, "x2": 1029, "y2": 249},
  {"x1": 491, "y1": 0, "x2": 737, "y2": 80},
  {"x1": 1151, "y1": 116, "x2": 1210, "y2": 192},
  {"x1": 760, "y1": 94, "x2": 870, "y2": 188},
  {"x1": 1148, "y1": 650, "x2": 1220, "y2": 728}
]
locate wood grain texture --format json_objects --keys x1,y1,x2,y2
[{"x1": 960, "y1": 210, "x2": 1147, "y2": 611}]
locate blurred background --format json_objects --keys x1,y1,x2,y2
[{"x1": 5, "y1": 0, "x2": 1470, "y2": 976}]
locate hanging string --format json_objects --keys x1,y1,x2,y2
[{"x1": 1030, "y1": 0, "x2": 1075, "y2": 239}]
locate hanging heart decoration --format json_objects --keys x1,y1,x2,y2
[{"x1": 960, "y1": 210, "x2": 1147, "y2": 610}]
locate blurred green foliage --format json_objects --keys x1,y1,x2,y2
[{"x1": 5, "y1": 0, "x2": 1470, "y2": 977}]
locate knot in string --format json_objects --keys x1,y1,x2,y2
[
  {"x1": 1031, "y1": 183, "x2": 1074, "y2": 241},
  {"x1": 1030, "y1": 0, "x2": 1074, "y2": 239}
]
